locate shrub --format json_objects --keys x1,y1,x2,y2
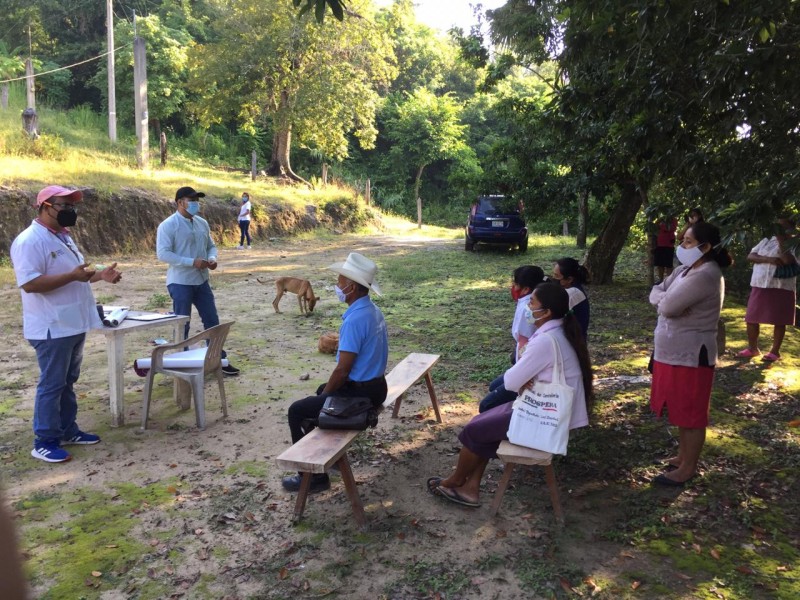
[
  {"x1": 0, "y1": 131, "x2": 65, "y2": 160},
  {"x1": 321, "y1": 194, "x2": 370, "y2": 230}
]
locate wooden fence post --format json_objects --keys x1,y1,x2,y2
[
  {"x1": 365, "y1": 179, "x2": 371, "y2": 206},
  {"x1": 251, "y1": 150, "x2": 257, "y2": 181},
  {"x1": 160, "y1": 132, "x2": 168, "y2": 166},
  {"x1": 322, "y1": 163, "x2": 328, "y2": 186}
]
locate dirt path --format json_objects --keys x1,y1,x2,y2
[{"x1": 1, "y1": 234, "x2": 673, "y2": 599}]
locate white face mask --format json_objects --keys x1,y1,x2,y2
[
  {"x1": 335, "y1": 283, "x2": 352, "y2": 302},
  {"x1": 525, "y1": 306, "x2": 547, "y2": 325},
  {"x1": 676, "y1": 244, "x2": 705, "y2": 267}
]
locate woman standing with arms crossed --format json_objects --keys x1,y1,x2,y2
[{"x1": 649, "y1": 221, "x2": 733, "y2": 486}]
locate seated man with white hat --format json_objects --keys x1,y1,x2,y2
[{"x1": 282, "y1": 252, "x2": 389, "y2": 493}]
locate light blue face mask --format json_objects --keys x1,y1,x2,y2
[
  {"x1": 525, "y1": 306, "x2": 547, "y2": 325},
  {"x1": 186, "y1": 200, "x2": 200, "y2": 216},
  {"x1": 335, "y1": 283, "x2": 352, "y2": 302}
]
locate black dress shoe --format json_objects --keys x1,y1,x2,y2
[{"x1": 282, "y1": 473, "x2": 330, "y2": 493}]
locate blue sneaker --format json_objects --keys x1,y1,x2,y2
[
  {"x1": 31, "y1": 440, "x2": 72, "y2": 463},
  {"x1": 63, "y1": 431, "x2": 101, "y2": 445}
]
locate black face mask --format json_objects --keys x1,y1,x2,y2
[{"x1": 55, "y1": 207, "x2": 78, "y2": 227}]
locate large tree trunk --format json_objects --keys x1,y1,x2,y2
[
  {"x1": 577, "y1": 188, "x2": 589, "y2": 249},
  {"x1": 267, "y1": 126, "x2": 311, "y2": 187},
  {"x1": 266, "y1": 91, "x2": 311, "y2": 186},
  {"x1": 584, "y1": 180, "x2": 645, "y2": 284},
  {"x1": 414, "y1": 164, "x2": 425, "y2": 229}
]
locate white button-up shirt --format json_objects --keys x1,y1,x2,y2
[{"x1": 10, "y1": 220, "x2": 102, "y2": 339}]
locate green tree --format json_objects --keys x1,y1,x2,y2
[
  {"x1": 91, "y1": 15, "x2": 192, "y2": 135},
  {"x1": 0, "y1": 43, "x2": 25, "y2": 108},
  {"x1": 190, "y1": 0, "x2": 396, "y2": 183},
  {"x1": 384, "y1": 88, "x2": 469, "y2": 227},
  {"x1": 488, "y1": 0, "x2": 800, "y2": 282}
]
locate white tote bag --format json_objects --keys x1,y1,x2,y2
[{"x1": 506, "y1": 334, "x2": 575, "y2": 455}]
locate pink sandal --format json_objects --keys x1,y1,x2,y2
[
  {"x1": 737, "y1": 348, "x2": 761, "y2": 358},
  {"x1": 762, "y1": 352, "x2": 780, "y2": 362}
]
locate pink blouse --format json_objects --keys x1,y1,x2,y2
[{"x1": 503, "y1": 319, "x2": 589, "y2": 430}]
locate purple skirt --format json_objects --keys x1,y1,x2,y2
[
  {"x1": 745, "y1": 287, "x2": 796, "y2": 326},
  {"x1": 459, "y1": 402, "x2": 514, "y2": 459}
]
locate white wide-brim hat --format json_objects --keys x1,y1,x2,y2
[{"x1": 328, "y1": 252, "x2": 382, "y2": 296}]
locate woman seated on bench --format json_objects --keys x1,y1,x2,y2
[{"x1": 427, "y1": 283, "x2": 594, "y2": 508}]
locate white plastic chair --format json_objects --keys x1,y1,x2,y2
[{"x1": 141, "y1": 321, "x2": 234, "y2": 430}]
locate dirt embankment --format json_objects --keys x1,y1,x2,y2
[{"x1": 0, "y1": 185, "x2": 352, "y2": 256}]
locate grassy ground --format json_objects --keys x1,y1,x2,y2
[{"x1": 3, "y1": 231, "x2": 796, "y2": 598}]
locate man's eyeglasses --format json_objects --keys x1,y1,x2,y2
[{"x1": 47, "y1": 202, "x2": 76, "y2": 210}]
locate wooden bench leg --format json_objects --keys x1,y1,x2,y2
[
  {"x1": 544, "y1": 464, "x2": 564, "y2": 524},
  {"x1": 391, "y1": 393, "x2": 403, "y2": 419},
  {"x1": 336, "y1": 455, "x2": 366, "y2": 528},
  {"x1": 490, "y1": 463, "x2": 515, "y2": 517},
  {"x1": 292, "y1": 473, "x2": 313, "y2": 523},
  {"x1": 424, "y1": 372, "x2": 442, "y2": 423}
]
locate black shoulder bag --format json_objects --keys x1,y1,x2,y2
[{"x1": 317, "y1": 396, "x2": 379, "y2": 431}]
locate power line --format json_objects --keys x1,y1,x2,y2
[{"x1": 0, "y1": 43, "x2": 131, "y2": 84}]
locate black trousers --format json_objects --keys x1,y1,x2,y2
[{"x1": 287, "y1": 377, "x2": 388, "y2": 443}]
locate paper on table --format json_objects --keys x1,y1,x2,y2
[
  {"x1": 127, "y1": 312, "x2": 178, "y2": 321},
  {"x1": 103, "y1": 308, "x2": 129, "y2": 327},
  {"x1": 134, "y1": 348, "x2": 229, "y2": 371}
]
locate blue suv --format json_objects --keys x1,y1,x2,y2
[{"x1": 464, "y1": 195, "x2": 528, "y2": 252}]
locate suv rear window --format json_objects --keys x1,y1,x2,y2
[{"x1": 478, "y1": 196, "x2": 519, "y2": 215}]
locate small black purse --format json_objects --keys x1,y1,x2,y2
[{"x1": 317, "y1": 396, "x2": 379, "y2": 431}]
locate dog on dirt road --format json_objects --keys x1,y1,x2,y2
[{"x1": 257, "y1": 276, "x2": 320, "y2": 315}]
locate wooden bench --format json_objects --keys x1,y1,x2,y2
[
  {"x1": 275, "y1": 352, "x2": 441, "y2": 526},
  {"x1": 489, "y1": 441, "x2": 564, "y2": 524},
  {"x1": 383, "y1": 352, "x2": 442, "y2": 423}
]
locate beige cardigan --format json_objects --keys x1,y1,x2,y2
[{"x1": 649, "y1": 261, "x2": 724, "y2": 367}]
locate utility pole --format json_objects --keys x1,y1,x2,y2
[
  {"x1": 106, "y1": 0, "x2": 117, "y2": 142},
  {"x1": 25, "y1": 25, "x2": 35, "y2": 109},
  {"x1": 133, "y1": 11, "x2": 149, "y2": 168}
]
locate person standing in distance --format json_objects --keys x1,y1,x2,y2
[
  {"x1": 156, "y1": 186, "x2": 239, "y2": 376},
  {"x1": 237, "y1": 192, "x2": 252, "y2": 250},
  {"x1": 10, "y1": 185, "x2": 122, "y2": 463},
  {"x1": 281, "y1": 252, "x2": 389, "y2": 493}
]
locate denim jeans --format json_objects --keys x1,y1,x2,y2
[
  {"x1": 30, "y1": 333, "x2": 85, "y2": 442},
  {"x1": 238, "y1": 220, "x2": 251, "y2": 246},
  {"x1": 167, "y1": 281, "x2": 227, "y2": 359},
  {"x1": 478, "y1": 373, "x2": 518, "y2": 413}
]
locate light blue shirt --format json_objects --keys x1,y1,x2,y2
[
  {"x1": 337, "y1": 295, "x2": 389, "y2": 382},
  {"x1": 156, "y1": 212, "x2": 217, "y2": 286}
]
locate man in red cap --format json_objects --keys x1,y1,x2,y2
[{"x1": 10, "y1": 186, "x2": 122, "y2": 463}]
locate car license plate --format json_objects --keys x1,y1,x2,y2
[{"x1": 491, "y1": 220, "x2": 504, "y2": 228}]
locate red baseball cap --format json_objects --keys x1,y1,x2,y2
[{"x1": 36, "y1": 185, "x2": 83, "y2": 207}]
